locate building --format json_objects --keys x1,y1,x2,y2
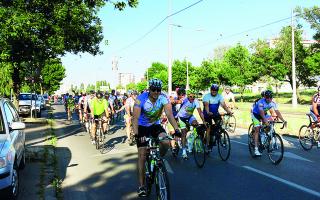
[{"x1": 118, "y1": 73, "x2": 135, "y2": 87}]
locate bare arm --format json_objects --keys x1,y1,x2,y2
[
  {"x1": 197, "y1": 107, "x2": 205, "y2": 124},
  {"x1": 204, "y1": 102, "x2": 211, "y2": 114},
  {"x1": 163, "y1": 103, "x2": 179, "y2": 130},
  {"x1": 221, "y1": 101, "x2": 232, "y2": 114},
  {"x1": 133, "y1": 106, "x2": 141, "y2": 135}
]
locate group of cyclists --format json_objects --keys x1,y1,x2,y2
[{"x1": 61, "y1": 78, "x2": 320, "y2": 197}]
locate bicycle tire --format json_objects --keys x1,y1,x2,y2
[
  {"x1": 298, "y1": 125, "x2": 314, "y2": 151},
  {"x1": 155, "y1": 162, "x2": 171, "y2": 200},
  {"x1": 95, "y1": 129, "x2": 101, "y2": 150},
  {"x1": 193, "y1": 136, "x2": 206, "y2": 168},
  {"x1": 144, "y1": 161, "x2": 153, "y2": 196},
  {"x1": 247, "y1": 123, "x2": 256, "y2": 158},
  {"x1": 99, "y1": 129, "x2": 105, "y2": 153},
  {"x1": 218, "y1": 130, "x2": 231, "y2": 161},
  {"x1": 267, "y1": 133, "x2": 284, "y2": 165}
]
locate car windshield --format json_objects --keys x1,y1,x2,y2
[
  {"x1": 19, "y1": 94, "x2": 37, "y2": 100},
  {"x1": 43, "y1": 95, "x2": 48, "y2": 99}
]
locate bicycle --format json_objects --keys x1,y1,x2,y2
[
  {"x1": 94, "y1": 118, "x2": 106, "y2": 152},
  {"x1": 187, "y1": 124, "x2": 206, "y2": 168},
  {"x1": 144, "y1": 135, "x2": 172, "y2": 200},
  {"x1": 248, "y1": 121, "x2": 285, "y2": 165},
  {"x1": 222, "y1": 113, "x2": 236, "y2": 133},
  {"x1": 206, "y1": 114, "x2": 231, "y2": 161},
  {"x1": 299, "y1": 114, "x2": 320, "y2": 150}
]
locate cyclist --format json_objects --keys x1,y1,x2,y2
[
  {"x1": 310, "y1": 85, "x2": 320, "y2": 126},
  {"x1": 203, "y1": 84, "x2": 232, "y2": 152},
  {"x1": 116, "y1": 90, "x2": 138, "y2": 145},
  {"x1": 66, "y1": 94, "x2": 75, "y2": 121},
  {"x1": 133, "y1": 78, "x2": 180, "y2": 197},
  {"x1": 78, "y1": 92, "x2": 87, "y2": 123},
  {"x1": 90, "y1": 92, "x2": 110, "y2": 144},
  {"x1": 222, "y1": 86, "x2": 236, "y2": 109},
  {"x1": 251, "y1": 90, "x2": 286, "y2": 156},
  {"x1": 177, "y1": 90, "x2": 206, "y2": 159}
]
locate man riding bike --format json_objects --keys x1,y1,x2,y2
[
  {"x1": 66, "y1": 94, "x2": 75, "y2": 121},
  {"x1": 222, "y1": 86, "x2": 236, "y2": 109},
  {"x1": 177, "y1": 90, "x2": 205, "y2": 159},
  {"x1": 78, "y1": 92, "x2": 87, "y2": 123},
  {"x1": 116, "y1": 90, "x2": 138, "y2": 145},
  {"x1": 203, "y1": 84, "x2": 232, "y2": 152},
  {"x1": 251, "y1": 90, "x2": 286, "y2": 156},
  {"x1": 90, "y1": 92, "x2": 110, "y2": 145},
  {"x1": 132, "y1": 78, "x2": 181, "y2": 197}
]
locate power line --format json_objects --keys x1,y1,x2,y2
[{"x1": 116, "y1": 0, "x2": 205, "y2": 53}]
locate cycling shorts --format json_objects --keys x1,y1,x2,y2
[
  {"x1": 178, "y1": 116, "x2": 196, "y2": 129},
  {"x1": 204, "y1": 115, "x2": 222, "y2": 126},
  {"x1": 251, "y1": 113, "x2": 272, "y2": 127},
  {"x1": 137, "y1": 124, "x2": 165, "y2": 148}
]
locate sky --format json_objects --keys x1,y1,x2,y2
[{"x1": 59, "y1": 0, "x2": 319, "y2": 93}]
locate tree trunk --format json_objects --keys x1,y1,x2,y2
[{"x1": 12, "y1": 64, "x2": 21, "y2": 109}]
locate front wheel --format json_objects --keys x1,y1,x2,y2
[
  {"x1": 267, "y1": 133, "x2": 284, "y2": 165},
  {"x1": 248, "y1": 124, "x2": 256, "y2": 158},
  {"x1": 298, "y1": 125, "x2": 314, "y2": 151},
  {"x1": 226, "y1": 115, "x2": 236, "y2": 133},
  {"x1": 193, "y1": 136, "x2": 206, "y2": 168},
  {"x1": 155, "y1": 164, "x2": 171, "y2": 200},
  {"x1": 218, "y1": 130, "x2": 231, "y2": 161}
]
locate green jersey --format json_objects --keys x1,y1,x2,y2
[{"x1": 91, "y1": 98, "x2": 109, "y2": 116}]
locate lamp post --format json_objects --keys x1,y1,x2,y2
[
  {"x1": 291, "y1": 9, "x2": 298, "y2": 107},
  {"x1": 167, "y1": 0, "x2": 172, "y2": 94},
  {"x1": 186, "y1": 57, "x2": 190, "y2": 91}
]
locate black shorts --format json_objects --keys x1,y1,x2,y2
[
  {"x1": 137, "y1": 124, "x2": 165, "y2": 148},
  {"x1": 204, "y1": 115, "x2": 222, "y2": 125}
]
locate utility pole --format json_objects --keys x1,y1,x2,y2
[
  {"x1": 291, "y1": 9, "x2": 298, "y2": 107},
  {"x1": 168, "y1": 0, "x2": 172, "y2": 94},
  {"x1": 186, "y1": 57, "x2": 190, "y2": 91}
]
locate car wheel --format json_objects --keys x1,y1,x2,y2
[
  {"x1": 5, "y1": 165, "x2": 19, "y2": 200},
  {"x1": 19, "y1": 150, "x2": 26, "y2": 170}
]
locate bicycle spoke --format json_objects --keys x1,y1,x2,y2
[
  {"x1": 298, "y1": 125, "x2": 314, "y2": 151},
  {"x1": 218, "y1": 130, "x2": 231, "y2": 161},
  {"x1": 268, "y1": 133, "x2": 284, "y2": 165}
]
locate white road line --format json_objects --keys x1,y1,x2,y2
[
  {"x1": 243, "y1": 166, "x2": 320, "y2": 198},
  {"x1": 231, "y1": 140, "x2": 247, "y2": 146}
]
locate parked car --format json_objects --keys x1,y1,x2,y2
[
  {"x1": 38, "y1": 95, "x2": 45, "y2": 110},
  {"x1": 42, "y1": 94, "x2": 49, "y2": 105},
  {"x1": 0, "y1": 98, "x2": 26, "y2": 199},
  {"x1": 18, "y1": 93, "x2": 41, "y2": 118}
]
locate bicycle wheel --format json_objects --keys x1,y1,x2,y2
[
  {"x1": 226, "y1": 115, "x2": 236, "y2": 133},
  {"x1": 218, "y1": 130, "x2": 231, "y2": 161},
  {"x1": 247, "y1": 124, "x2": 256, "y2": 158},
  {"x1": 144, "y1": 161, "x2": 153, "y2": 196},
  {"x1": 155, "y1": 163, "x2": 171, "y2": 200},
  {"x1": 95, "y1": 129, "x2": 101, "y2": 150},
  {"x1": 193, "y1": 136, "x2": 206, "y2": 168},
  {"x1": 298, "y1": 125, "x2": 314, "y2": 151},
  {"x1": 267, "y1": 133, "x2": 284, "y2": 165},
  {"x1": 99, "y1": 130, "x2": 105, "y2": 153}
]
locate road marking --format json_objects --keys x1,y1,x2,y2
[
  {"x1": 164, "y1": 159, "x2": 174, "y2": 174},
  {"x1": 284, "y1": 152, "x2": 313, "y2": 163},
  {"x1": 231, "y1": 140, "x2": 247, "y2": 146},
  {"x1": 243, "y1": 166, "x2": 320, "y2": 198}
]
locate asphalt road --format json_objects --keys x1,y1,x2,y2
[{"x1": 52, "y1": 104, "x2": 320, "y2": 200}]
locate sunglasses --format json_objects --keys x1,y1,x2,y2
[
  {"x1": 188, "y1": 95, "x2": 195, "y2": 99},
  {"x1": 150, "y1": 87, "x2": 161, "y2": 92}
]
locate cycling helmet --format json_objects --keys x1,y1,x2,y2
[
  {"x1": 264, "y1": 90, "x2": 273, "y2": 98},
  {"x1": 177, "y1": 88, "x2": 186, "y2": 96},
  {"x1": 111, "y1": 89, "x2": 115, "y2": 94},
  {"x1": 131, "y1": 90, "x2": 138, "y2": 95},
  {"x1": 210, "y1": 84, "x2": 219, "y2": 91},
  {"x1": 261, "y1": 90, "x2": 265, "y2": 97},
  {"x1": 149, "y1": 78, "x2": 163, "y2": 88},
  {"x1": 90, "y1": 90, "x2": 94, "y2": 95}
]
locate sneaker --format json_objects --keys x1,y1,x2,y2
[
  {"x1": 138, "y1": 186, "x2": 147, "y2": 197},
  {"x1": 254, "y1": 147, "x2": 262, "y2": 156},
  {"x1": 182, "y1": 149, "x2": 188, "y2": 160},
  {"x1": 91, "y1": 140, "x2": 96, "y2": 145}
]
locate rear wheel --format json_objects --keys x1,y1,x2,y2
[
  {"x1": 298, "y1": 125, "x2": 314, "y2": 151},
  {"x1": 267, "y1": 133, "x2": 284, "y2": 165},
  {"x1": 155, "y1": 163, "x2": 171, "y2": 200},
  {"x1": 95, "y1": 129, "x2": 101, "y2": 150},
  {"x1": 193, "y1": 136, "x2": 206, "y2": 168},
  {"x1": 218, "y1": 130, "x2": 231, "y2": 161}
]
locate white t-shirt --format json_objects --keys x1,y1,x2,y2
[{"x1": 222, "y1": 91, "x2": 234, "y2": 102}]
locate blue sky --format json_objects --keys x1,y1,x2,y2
[{"x1": 60, "y1": 0, "x2": 319, "y2": 92}]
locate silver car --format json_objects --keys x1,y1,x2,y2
[{"x1": 0, "y1": 98, "x2": 26, "y2": 199}]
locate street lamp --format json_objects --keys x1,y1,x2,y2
[{"x1": 185, "y1": 57, "x2": 190, "y2": 91}]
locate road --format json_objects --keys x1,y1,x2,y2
[{"x1": 52, "y1": 104, "x2": 320, "y2": 200}]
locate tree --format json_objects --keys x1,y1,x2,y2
[
  {"x1": 136, "y1": 81, "x2": 147, "y2": 93},
  {"x1": 0, "y1": 0, "x2": 138, "y2": 96},
  {"x1": 0, "y1": 62, "x2": 13, "y2": 97},
  {"x1": 146, "y1": 62, "x2": 168, "y2": 90},
  {"x1": 126, "y1": 82, "x2": 136, "y2": 90},
  {"x1": 41, "y1": 59, "x2": 66, "y2": 95},
  {"x1": 297, "y1": 6, "x2": 320, "y2": 51},
  {"x1": 213, "y1": 45, "x2": 231, "y2": 60}
]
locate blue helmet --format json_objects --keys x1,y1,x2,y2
[
  {"x1": 149, "y1": 78, "x2": 163, "y2": 88},
  {"x1": 264, "y1": 90, "x2": 273, "y2": 98},
  {"x1": 210, "y1": 84, "x2": 219, "y2": 91}
]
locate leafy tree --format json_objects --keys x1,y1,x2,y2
[
  {"x1": 145, "y1": 62, "x2": 168, "y2": 90},
  {"x1": 86, "y1": 84, "x2": 95, "y2": 93},
  {"x1": 213, "y1": 45, "x2": 231, "y2": 60},
  {"x1": 116, "y1": 84, "x2": 124, "y2": 90},
  {"x1": 136, "y1": 81, "x2": 147, "y2": 93},
  {"x1": 126, "y1": 82, "x2": 136, "y2": 90},
  {"x1": 0, "y1": 62, "x2": 13, "y2": 97},
  {"x1": 41, "y1": 59, "x2": 66, "y2": 95}
]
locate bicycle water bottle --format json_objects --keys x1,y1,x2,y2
[{"x1": 260, "y1": 130, "x2": 266, "y2": 145}]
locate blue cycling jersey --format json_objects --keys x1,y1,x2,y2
[
  {"x1": 135, "y1": 92, "x2": 169, "y2": 127},
  {"x1": 177, "y1": 97, "x2": 200, "y2": 118},
  {"x1": 202, "y1": 93, "x2": 224, "y2": 117},
  {"x1": 252, "y1": 98, "x2": 277, "y2": 116}
]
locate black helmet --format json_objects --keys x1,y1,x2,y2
[
  {"x1": 149, "y1": 78, "x2": 163, "y2": 88},
  {"x1": 261, "y1": 90, "x2": 265, "y2": 97},
  {"x1": 264, "y1": 90, "x2": 273, "y2": 98},
  {"x1": 210, "y1": 84, "x2": 219, "y2": 91},
  {"x1": 90, "y1": 90, "x2": 95, "y2": 95},
  {"x1": 177, "y1": 88, "x2": 186, "y2": 96}
]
